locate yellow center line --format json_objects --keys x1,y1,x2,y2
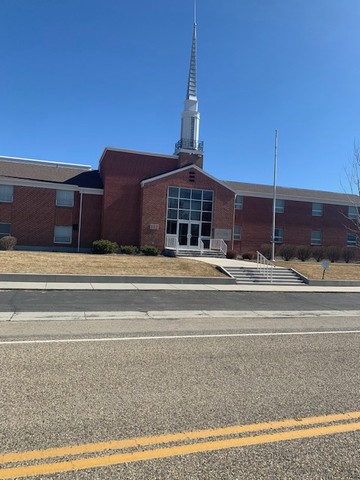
[
  {"x1": 0, "y1": 421, "x2": 359, "y2": 479},
  {"x1": 1, "y1": 410, "x2": 360, "y2": 464}
]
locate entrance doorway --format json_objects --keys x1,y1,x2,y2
[{"x1": 178, "y1": 222, "x2": 200, "y2": 248}]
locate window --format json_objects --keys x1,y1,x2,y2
[
  {"x1": 311, "y1": 230, "x2": 322, "y2": 245},
  {"x1": 233, "y1": 225, "x2": 241, "y2": 241},
  {"x1": 56, "y1": 190, "x2": 74, "y2": 207},
  {"x1": 235, "y1": 195, "x2": 243, "y2": 210},
  {"x1": 0, "y1": 223, "x2": 11, "y2": 238},
  {"x1": 274, "y1": 228, "x2": 283, "y2": 243},
  {"x1": 347, "y1": 233, "x2": 357, "y2": 247},
  {"x1": 166, "y1": 187, "x2": 214, "y2": 245},
  {"x1": 275, "y1": 199, "x2": 284, "y2": 213},
  {"x1": 54, "y1": 226, "x2": 72, "y2": 244},
  {"x1": 0, "y1": 185, "x2": 13, "y2": 203},
  {"x1": 312, "y1": 203, "x2": 323, "y2": 216},
  {"x1": 348, "y1": 206, "x2": 358, "y2": 220}
]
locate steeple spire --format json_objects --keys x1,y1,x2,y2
[
  {"x1": 175, "y1": 0, "x2": 203, "y2": 154},
  {"x1": 186, "y1": 13, "x2": 197, "y2": 99}
]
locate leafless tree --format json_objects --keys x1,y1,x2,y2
[{"x1": 344, "y1": 144, "x2": 360, "y2": 244}]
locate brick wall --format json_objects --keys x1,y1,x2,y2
[
  {"x1": 234, "y1": 196, "x2": 357, "y2": 253},
  {"x1": 99, "y1": 150, "x2": 179, "y2": 246},
  {"x1": 0, "y1": 186, "x2": 102, "y2": 249},
  {"x1": 141, "y1": 167, "x2": 235, "y2": 250}
]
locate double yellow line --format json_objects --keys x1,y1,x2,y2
[{"x1": 1, "y1": 411, "x2": 360, "y2": 479}]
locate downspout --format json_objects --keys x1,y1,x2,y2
[{"x1": 77, "y1": 190, "x2": 83, "y2": 253}]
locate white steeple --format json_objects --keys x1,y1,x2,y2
[{"x1": 175, "y1": 0, "x2": 203, "y2": 154}]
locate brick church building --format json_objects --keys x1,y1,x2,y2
[{"x1": 0, "y1": 17, "x2": 359, "y2": 256}]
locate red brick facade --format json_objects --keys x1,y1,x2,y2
[
  {"x1": 140, "y1": 167, "x2": 235, "y2": 250},
  {"x1": 234, "y1": 196, "x2": 357, "y2": 254},
  {"x1": 0, "y1": 149, "x2": 358, "y2": 255}
]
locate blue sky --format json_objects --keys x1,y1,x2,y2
[{"x1": 1, "y1": 0, "x2": 360, "y2": 192}]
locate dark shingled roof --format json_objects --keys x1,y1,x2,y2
[
  {"x1": 0, "y1": 157, "x2": 103, "y2": 189},
  {"x1": 222, "y1": 180, "x2": 359, "y2": 205}
]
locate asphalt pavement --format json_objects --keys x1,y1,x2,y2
[{"x1": 1, "y1": 322, "x2": 360, "y2": 479}]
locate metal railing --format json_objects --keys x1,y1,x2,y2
[
  {"x1": 256, "y1": 251, "x2": 274, "y2": 283},
  {"x1": 210, "y1": 239, "x2": 227, "y2": 256},
  {"x1": 165, "y1": 235, "x2": 178, "y2": 253},
  {"x1": 175, "y1": 139, "x2": 204, "y2": 152},
  {"x1": 199, "y1": 239, "x2": 204, "y2": 255}
]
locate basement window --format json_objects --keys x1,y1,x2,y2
[
  {"x1": 311, "y1": 230, "x2": 322, "y2": 245},
  {"x1": 274, "y1": 228, "x2": 283, "y2": 243},
  {"x1": 0, "y1": 223, "x2": 11, "y2": 238},
  {"x1": 233, "y1": 225, "x2": 241, "y2": 241},
  {"x1": 54, "y1": 225, "x2": 72, "y2": 244},
  {"x1": 347, "y1": 233, "x2": 357, "y2": 247}
]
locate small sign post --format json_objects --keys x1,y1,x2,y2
[{"x1": 321, "y1": 259, "x2": 330, "y2": 279}]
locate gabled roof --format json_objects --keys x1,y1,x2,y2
[
  {"x1": 141, "y1": 164, "x2": 235, "y2": 193},
  {"x1": 0, "y1": 156, "x2": 103, "y2": 189},
  {"x1": 223, "y1": 180, "x2": 360, "y2": 206}
]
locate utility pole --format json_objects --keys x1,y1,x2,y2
[{"x1": 271, "y1": 129, "x2": 278, "y2": 262}]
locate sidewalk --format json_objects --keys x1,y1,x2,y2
[
  {"x1": 0, "y1": 280, "x2": 360, "y2": 292},
  {"x1": 0, "y1": 257, "x2": 360, "y2": 292}
]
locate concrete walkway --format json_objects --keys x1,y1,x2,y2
[
  {"x1": 0, "y1": 280, "x2": 360, "y2": 292},
  {"x1": 0, "y1": 257, "x2": 359, "y2": 292}
]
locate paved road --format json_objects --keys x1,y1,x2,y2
[
  {"x1": 1, "y1": 315, "x2": 360, "y2": 479},
  {"x1": 0, "y1": 290, "x2": 360, "y2": 312}
]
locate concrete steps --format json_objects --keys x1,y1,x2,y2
[
  {"x1": 176, "y1": 250, "x2": 226, "y2": 258},
  {"x1": 222, "y1": 266, "x2": 305, "y2": 285}
]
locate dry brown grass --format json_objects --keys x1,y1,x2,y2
[
  {"x1": 275, "y1": 259, "x2": 360, "y2": 280},
  {"x1": 0, "y1": 251, "x2": 224, "y2": 277}
]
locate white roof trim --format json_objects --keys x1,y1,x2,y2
[
  {"x1": 0, "y1": 176, "x2": 103, "y2": 195},
  {"x1": 235, "y1": 189, "x2": 359, "y2": 207},
  {"x1": 99, "y1": 147, "x2": 178, "y2": 167},
  {"x1": 0, "y1": 155, "x2": 91, "y2": 170},
  {"x1": 140, "y1": 164, "x2": 236, "y2": 193}
]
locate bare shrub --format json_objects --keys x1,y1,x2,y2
[{"x1": 0, "y1": 235, "x2": 17, "y2": 250}]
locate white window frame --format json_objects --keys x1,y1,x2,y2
[
  {"x1": 235, "y1": 195, "x2": 243, "y2": 210},
  {"x1": 56, "y1": 190, "x2": 74, "y2": 208},
  {"x1": 312, "y1": 202, "x2": 323, "y2": 217},
  {"x1": 233, "y1": 225, "x2": 241, "y2": 241},
  {"x1": 54, "y1": 226, "x2": 72, "y2": 244},
  {"x1": 348, "y1": 206, "x2": 358, "y2": 220},
  {"x1": 0, "y1": 223, "x2": 11, "y2": 238},
  {"x1": 347, "y1": 233, "x2": 357, "y2": 247},
  {"x1": 0, "y1": 185, "x2": 13, "y2": 203},
  {"x1": 274, "y1": 227, "x2": 283, "y2": 243},
  {"x1": 311, "y1": 230, "x2": 322, "y2": 245},
  {"x1": 275, "y1": 199, "x2": 284, "y2": 213}
]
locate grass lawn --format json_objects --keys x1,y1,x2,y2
[
  {"x1": 0, "y1": 251, "x2": 224, "y2": 277},
  {"x1": 275, "y1": 259, "x2": 360, "y2": 280}
]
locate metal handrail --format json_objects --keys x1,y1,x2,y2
[
  {"x1": 256, "y1": 251, "x2": 274, "y2": 283},
  {"x1": 210, "y1": 239, "x2": 228, "y2": 256},
  {"x1": 165, "y1": 235, "x2": 178, "y2": 253},
  {"x1": 199, "y1": 239, "x2": 204, "y2": 255},
  {"x1": 175, "y1": 139, "x2": 204, "y2": 152}
]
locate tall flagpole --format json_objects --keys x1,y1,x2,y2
[{"x1": 271, "y1": 129, "x2": 278, "y2": 262}]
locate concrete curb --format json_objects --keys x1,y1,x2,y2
[{"x1": 0, "y1": 273, "x2": 236, "y2": 285}]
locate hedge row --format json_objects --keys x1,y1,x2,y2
[
  {"x1": 92, "y1": 240, "x2": 160, "y2": 256},
  {"x1": 259, "y1": 244, "x2": 356, "y2": 263}
]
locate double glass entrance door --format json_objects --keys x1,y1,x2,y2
[{"x1": 178, "y1": 222, "x2": 200, "y2": 248}]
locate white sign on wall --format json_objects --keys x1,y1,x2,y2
[{"x1": 214, "y1": 229, "x2": 231, "y2": 241}]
